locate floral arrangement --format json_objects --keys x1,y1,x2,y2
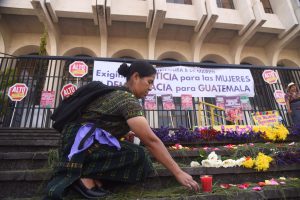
[
  {"x1": 253, "y1": 124, "x2": 289, "y2": 141},
  {"x1": 274, "y1": 148, "x2": 300, "y2": 165},
  {"x1": 190, "y1": 151, "x2": 274, "y2": 171},
  {"x1": 242, "y1": 152, "x2": 273, "y2": 171},
  {"x1": 190, "y1": 151, "x2": 246, "y2": 168},
  {"x1": 152, "y1": 124, "x2": 291, "y2": 143}
]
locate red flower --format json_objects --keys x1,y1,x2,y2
[{"x1": 238, "y1": 183, "x2": 250, "y2": 189}]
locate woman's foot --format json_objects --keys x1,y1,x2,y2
[
  {"x1": 73, "y1": 178, "x2": 108, "y2": 199},
  {"x1": 94, "y1": 179, "x2": 111, "y2": 194},
  {"x1": 93, "y1": 179, "x2": 103, "y2": 188}
]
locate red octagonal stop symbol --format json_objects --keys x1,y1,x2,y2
[
  {"x1": 69, "y1": 61, "x2": 88, "y2": 77},
  {"x1": 8, "y1": 83, "x2": 28, "y2": 101},
  {"x1": 61, "y1": 83, "x2": 77, "y2": 100}
]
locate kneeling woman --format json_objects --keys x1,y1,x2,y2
[{"x1": 44, "y1": 61, "x2": 199, "y2": 199}]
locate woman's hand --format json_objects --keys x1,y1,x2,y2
[
  {"x1": 175, "y1": 170, "x2": 200, "y2": 192},
  {"x1": 124, "y1": 131, "x2": 135, "y2": 143},
  {"x1": 288, "y1": 109, "x2": 292, "y2": 114}
]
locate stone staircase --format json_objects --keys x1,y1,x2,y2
[
  {"x1": 0, "y1": 128, "x2": 300, "y2": 199},
  {"x1": 0, "y1": 128, "x2": 60, "y2": 198}
]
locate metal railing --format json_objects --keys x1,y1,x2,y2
[
  {"x1": 0, "y1": 55, "x2": 299, "y2": 129},
  {"x1": 198, "y1": 101, "x2": 225, "y2": 127}
]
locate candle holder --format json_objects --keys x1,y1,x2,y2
[{"x1": 200, "y1": 175, "x2": 213, "y2": 193}]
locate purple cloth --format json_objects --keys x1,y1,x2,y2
[{"x1": 68, "y1": 124, "x2": 121, "y2": 160}]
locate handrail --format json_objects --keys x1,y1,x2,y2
[{"x1": 198, "y1": 101, "x2": 225, "y2": 127}]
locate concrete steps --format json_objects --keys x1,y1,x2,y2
[
  {"x1": 0, "y1": 152, "x2": 49, "y2": 170},
  {"x1": 0, "y1": 128, "x2": 300, "y2": 199},
  {"x1": 0, "y1": 128, "x2": 61, "y2": 152}
]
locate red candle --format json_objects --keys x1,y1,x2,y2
[{"x1": 200, "y1": 175, "x2": 212, "y2": 192}]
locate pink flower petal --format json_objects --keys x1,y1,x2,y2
[
  {"x1": 252, "y1": 186, "x2": 262, "y2": 191},
  {"x1": 220, "y1": 184, "x2": 231, "y2": 189}
]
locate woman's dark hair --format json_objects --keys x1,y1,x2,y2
[{"x1": 118, "y1": 61, "x2": 156, "y2": 81}]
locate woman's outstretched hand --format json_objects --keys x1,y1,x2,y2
[{"x1": 175, "y1": 170, "x2": 200, "y2": 192}]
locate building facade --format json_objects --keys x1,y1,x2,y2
[
  {"x1": 0, "y1": 0, "x2": 300, "y2": 129},
  {"x1": 0, "y1": 0, "x2": 299, "y2": 66}
]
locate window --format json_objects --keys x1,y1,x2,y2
[
  {"x1": 166, "y1": 0, "x2": 192, "y2": 5},
  {"x1": 260, "y1": 0, "x2": 273, "y2": 13},
  {"x1": 216, "y1": 0, "x2": 235, "y2": 9}
]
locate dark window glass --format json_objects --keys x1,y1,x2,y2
[
  {"x1": 261, "y1": 0, "x2": 273, "y2": 13},
  {"x1": 216, "y1": 0, "x2": 235, "y2": 9},
  {"x1": 166, "y1": 0, "x2": 192, "y2": 5}
]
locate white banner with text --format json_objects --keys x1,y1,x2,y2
[{"x1": 93, "y1": 61, "x2": 255, "y2": 97}]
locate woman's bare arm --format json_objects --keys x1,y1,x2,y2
[{"x1": 127, "y1": 116, "x2": 199, "y2": 191}]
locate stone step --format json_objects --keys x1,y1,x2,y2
[
  {"x1": 0, "y1": 128, "x2": 61, "y2": 151},
  {"x1": 1, "y1": 164, "x2": 299, "y2": 198},
  {"x1": 0, "y1": 152, "x2": 50, "y2": 170},
  {"x1": 151, "y1": 164, "x2": 300, "y2": 181},
  {"x1": 0, "y1": 128, "x2": 59, "y2": 132},
  {"x1": 0, "y1": 140, "x2": 60, "y2": 152}
]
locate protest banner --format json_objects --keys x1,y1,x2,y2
[{"x1": 93, "y1": 61, "x2": 254, "y2": 97}]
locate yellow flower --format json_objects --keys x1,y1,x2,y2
[
  {"x1": 254, "y1": 152, "x2": 273, "y2": 171},
  {"x1": 260, "y1": 124, "x2": 289, "y2": 142},
  {"x1": 242, "y1": 157, "x2": 255, "y2": 168},
  {"x1": 252, "y1": 126, "x2": 260, "y2": 133},
  {"x1": 276, "y1": 124, "x2": 289, "y2": 141}
]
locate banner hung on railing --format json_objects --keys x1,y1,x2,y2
[{"x1": 93, "y1": 61, "x2": 255, "y2": 97}]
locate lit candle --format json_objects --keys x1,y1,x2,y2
[{"x1": 200, "y1": 175, "x2": 212, "y2": 192}]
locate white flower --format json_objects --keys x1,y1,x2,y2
[
  {"x1": 235, "y1": 157, "x2": 246, "y2": 166},
  {"x1": 201, "y1": 160, "x2": 213, "y2": 167},
  {"x1": 168, "y1": 130, "x2": 175, "y2": 136},
  {"x1": 210, "y1": 160, "x2": 223, "y2": 168},
  {"x1": 201, "y1": 159, "x2": 222, "y2": 168},
  {"x1": 190, "y1": 161, "x2": 201, "y2": 167},
  {"x1": 222, "y1": 159, "x2": 236, "y2": 168},
  {"x1": 207, "y1": 151, "x2": 218, "y2": 161}
]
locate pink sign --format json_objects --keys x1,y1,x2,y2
[
  {"x1": 262, "y1": 70, "x2": 278, "y2": 84},
  {"x1": 181, "y1": 94, "x2": 193, "y2": 110},
  {"x1": 40, "y1": 91, "x2": 55, "y2": 108},
  {"x1": 273, "y1": 90, "x2": 286, "y2": 105},
  {"x1": 144, "y1": 94, "x2": 157, "y2": 110},
  {"x1": 215, "y1": 96, "x2": 225, "y2": 109},
  {"x1": 161, "y1": 94, "x2": 175, "y2": 110},
  {"x1": 224, "y1": 96, "x2": 242, "y2": 123}
]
